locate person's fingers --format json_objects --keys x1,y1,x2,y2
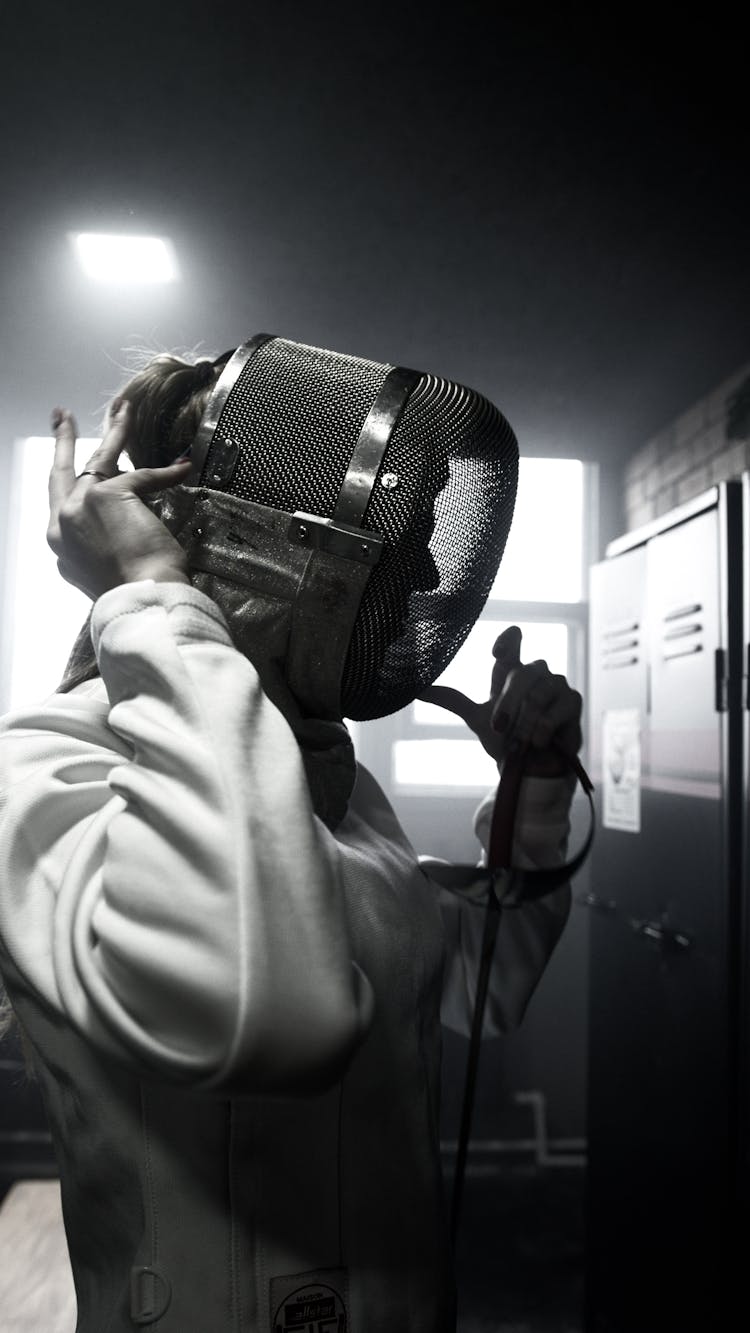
[
  {"x1": 498, "y1": 666, "x2": 558, "y2": 738},
  {"x1": 523, "y1": 686, "x2": 582, "y2": 750},
  {"x1": 48, "y1": 409, "x2": 79, "y2": 515},
  {"x1": 492, "y1": 625, "x2": 522, "y2": 662},
  {"x1": 78, "y1": 398, "x2": 131, "y2": 478},
  {"x1": 119, "y1": 458, "x2": 193, "y2": 497},
  {"x1": 491, "y1": 625, "x2": 523, "y2": 697},
  {"x1": 491, "y1": 659, "x2": 549, "y2": 732},
  {"x1": 498, "y1": 670, "x2": 583, "y2": 755}
]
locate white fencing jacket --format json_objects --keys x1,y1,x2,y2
[{"x1": 0, "y1": 581, "x2": 574, "y2": 1332}]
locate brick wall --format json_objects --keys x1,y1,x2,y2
[{"x1": 623, "y1": 362, "x2": 750, "y2": 532}]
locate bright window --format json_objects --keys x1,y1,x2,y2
[
  {"x1": 394, "y1": 739, "x2": 498, "y2": 788},
  {"x1": 368, "y1": 457, "x2": 593, "y2": 795},
  {"x1": 491, "y1": 458, "x2": 584, "y2": 602},
  {"x1": 0, "y1": 438, "x2": 129, "y2": 711}
]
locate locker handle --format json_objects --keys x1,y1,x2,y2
[
  {"x1": 630, "y1": 917, "x2": 692, "y2": 953},
  {"x1": 575, "y1": 891, "x2": 617, "y2": 914},
  {"x1": 715, "y1": 647, "x2": 727, "y2": 712}
]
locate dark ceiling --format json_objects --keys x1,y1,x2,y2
[{"x1": 1, "y1": 2, "x2": 747, "y2": 463}]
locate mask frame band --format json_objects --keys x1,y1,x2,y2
[
  {"x1": 332, "y1": 365, "x2": 422, "y2": 527},
  {"x1": 188, "y1": 334, "x2": 274, "y2": 485},
  {"x1": 284, "y1": 365, "x2": 420, "y2": 717}
]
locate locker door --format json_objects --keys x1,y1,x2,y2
[
  {"x1": 638, "y1": 503, "x2": 733, "y2": 1318},
  {"x1": 587, "y1": 543, "x2": 651, "y2": 1332},
  {"x1": 586, "y1": 489, "x2": 741, "y2": 1333},
  {"x1": 740, "y1": 474, "x2": 750, "y2": 1228}
]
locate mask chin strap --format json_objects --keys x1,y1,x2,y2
[{"x1": 284, "y1": 365, "x2": 422, "y2": 719}]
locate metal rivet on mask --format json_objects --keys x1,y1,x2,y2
[
  {"x1": 192, "y1": 526, "x2": 204, "y2": 538},
  {"x1": 361, "y1": 543, "x2": 370, "y2": 557},
  {"x1": 297, "y1": 523, "x2": 309, "y2": 540},
  {"x1": 380, "y1": 472, "x2": 399, "y2": 489}
]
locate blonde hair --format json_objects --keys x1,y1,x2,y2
[
  {"x1": 111, "y1": 352, "x2": 225, "y2": 469},
  {"x1": 0, "y1": 984, "x2": 15, "y2": 1042},
  {"x1": 0, "y1": 981, "x2": 37, "y2": 1082}
]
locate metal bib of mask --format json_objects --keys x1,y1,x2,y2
[{"x1": 171, "y1": 334, "x2": 519, "y2": 727}]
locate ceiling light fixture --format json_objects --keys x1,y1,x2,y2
[{"x1": 71, "y1": 232, "x2": 179, "y2": 284}]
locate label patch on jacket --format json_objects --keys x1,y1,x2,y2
[{"x1": 270, "y1": 1267, "x2": 349, "y2": 1332}]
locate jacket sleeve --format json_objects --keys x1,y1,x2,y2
[
  {"x1": 0, "y1": 581, "x2": 374, "y2": 1095},
  {"x1": 437, "y1": 772, "x2": 575, "y2": 1036}
]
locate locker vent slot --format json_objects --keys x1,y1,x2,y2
[
  {"x1": 602, "y1": 636, "x2": 639, "y2": 650},
  {"x1": 602, "y1": 618, "x2": 642, "y2": 671},
  {"x1": 663, "y1": 621, "x2": 702, "y2": 641},
  {"x1": 603, "y1": 656, "x2": 639, "y2": 670},
  {"x1": 663, "y1": 643, "x2": 703, "y2": 661},
  {"x1": 663, "y1": 602, "x2": 702, "y2": 622},
  {"x1": 600, "y1": 620, "x2": 640, "y2": 670},
  {"x1": 602, "y1": 620, "x2": 639, "y2": 638},
  {"x1": 661, "y1": 602, "x2": 703, "y2": 661}
]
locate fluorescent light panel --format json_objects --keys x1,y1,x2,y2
[{"x1": 72, "y1": 232, "x2": 179, "y2": 283}]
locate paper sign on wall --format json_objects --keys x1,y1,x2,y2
[{"x1": 602, "y1": 708, "x2": 641, "y2": 833}]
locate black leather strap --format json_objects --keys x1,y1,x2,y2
[
  {"x1": 449, "y1": 872, "x2": 503, "y2": 1243},
  {"x1": 449, "y1": 747, "x2": 595, "y2": 1244},
  {"x1": 491, "y1": 747, "x2": 595, "y2": 904}
]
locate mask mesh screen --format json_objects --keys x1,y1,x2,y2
[
  {"x1": 343, "y1": 373, "x2": 518, "y2": 718},
  {"x1": 201, "y1": 338, "x2": 518, "y2": 720},
  {"x1": 204, "y1": 339, "x2": 392, "y2": 517}
]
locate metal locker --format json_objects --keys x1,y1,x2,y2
[{"x1": 585, "y1": 483, "x2": 744, "y2": 1333}]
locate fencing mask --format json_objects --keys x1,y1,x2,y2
[{"x1": 63, "y1": 334, "x2": 518, "y2": 827}]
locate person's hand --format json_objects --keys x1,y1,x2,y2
[
  {"x1": 419, "y1": 625, "x2": 583, "y2": 778},
  {"x1": 47, "y1": 402, "x2": 193, "y2": 600}
]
